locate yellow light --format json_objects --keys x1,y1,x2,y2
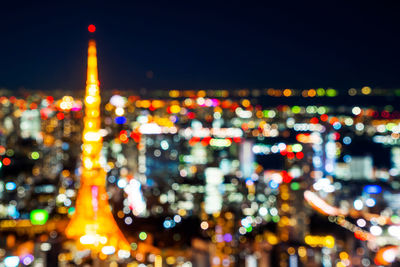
[
  {"x1": 305, "y1": 235, "x2": 335, "y2": 248},
  {"x1": 361, "y1": 86, "x2": 371, "y2": 95},
  {"x1": 169, "y1": 90, "x2": 179, "y2": 98},
  {"x1": 170, "y1": 105, "x2": 181, "y2": 113},
  {"x1": 283, "y1": 89, "x2": 292, "y2": 97},
  {"x1": 166, "y1": 257, "x2": 176, "y2": 265},
  {"x1": 287, "y1": 247, "x2": 296, "y2": 255},
  {"x1": 339, "y1": 252, "x2": 349, "y2": 260},
  {"x1": 197, "y1": 90, "x2": 206, "y2": 97},
  {"x1": 298, "y1": 246, "x2": 307, "y2": 257},
  {"x1": 242, "y1": 99, "x2": 250, "y2": 107},
  {"x1": 266, "y1": 233, "x2": 279, "y2": 245},
  {"x1": 155, "y1": 255, "x2": 162, "y2": 267},
  {"x1": 324, "y1": 235, "x2": 335, "y2": 248}
]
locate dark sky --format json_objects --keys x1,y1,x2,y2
[{"x1": 2, "y1": 1, "x2": 400, "y2": 91}]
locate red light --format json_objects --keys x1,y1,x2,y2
[
  {"x1": 296, "y1": 152, "x2": 304, "y2": 159},
  {"x1": 201, "y1": 136, "x2": 211, "y2": 146},
  {"x1": 281, "y1": 171, "x2": 293, "y2": 183},
  {"x1": 310, "y1": 117, "x2": 319, "y2": 124},
  {"x1": 88, "y1": 24, "x2": 96, "y2": 33},
  {"x1": 320, "y1": 114, "x2": 328, "y2": 122},
  {"x1": 57, "y1": 112, "x2": 65, "y2": 120},
  {"x1": 3, "y1": 158, "x2": 11, "y2": 166}
]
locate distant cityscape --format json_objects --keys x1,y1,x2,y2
[
  {"x1": 1, "y1": 21, "x2": 400, "y2": 266},
  {"x1": 0, "y1": 83, "x2": 399, "y2": 266}
]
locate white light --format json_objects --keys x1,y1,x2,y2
[
  {"x1": 270, "y1": 208, "x2": 278, "y2": 216},
  {"x1": 370, "y1": 225, "x2": 382, "y2": 236},
  {"x1": 80, "y1": 235, "x2": 96, "y2": 244},
  {"x1": 117, "y1": 178, "x2": 128, "y2": 189},
  {"x1": 118, "y1": 250, "x2": 131, "y2": 259},
  {"x1": 161, "y1": 140, "x2": 169, "y2": 150},
  {"x1": 174, "y1": 215, "x2": 182, "y2": 223},
  {"x1": 365, "y1": 198, "x2": 376, "y2": 207},
  {"x1": 84, "y1": 131, "x2": 101, "y2": 142},
  {"x1": 355, "y1": 123, "x2": 364, "y2": 131},
  {"x1": 139, "y1": 123, "x2": 162, "y2": 134},
  {"x1": 356, "y1": 219, "x2": 366, "y2": 228},
  {"x1": 388, "y1": 226, "x2": 400, "y2": 238},
  {"x1": 352, "y1": 106, "x2": 361, "y2": 115},
  {"x1": 115, "y1": 107, "x2": 124, "y2": 116},
  {"x1": 110, "y1": 95, "x2": 126, "y2": 107},
  {"x1": 353, "y1": 199, "x2": 363, "y2": 211},
  {"x1": 4, "y1": 256, "x2": 19, "y2": 267},
  {"x1": 101, "y1": 246, "x2": 116, "y2": 255},
  {"x1": 382, "y1": 249, "x2": 396, "y2": 263},
  {"x1": 239, "y1": 227, "x2": 247, "y2": 235},
  {"x1": 259, "y1": 207, "x2": 268, "y2": 216},
  {"x1": 85, "y1": 95, "x2": 95, "y2": 104}
]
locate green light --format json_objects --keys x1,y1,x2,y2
[
  {"x1": 326, "y1": 89, "x2": 337, "y2": 97},
  {"x1": 31, "y1": 151, "x2": 40, "y2": 160},
  {"x1": 292, "y1": 106, "x2": 301, "y2": 114},
  {"x1": 130, "y1": 242, "x2": 138, "y2": 250},
  {"x1": 391, "y1": 215, "x2": 400, "y2": 224},
  {"x1": 386, "y1": 123, "x2": 395, "y2": 131},
  {"x1": 139, "y1": 232, "x2": 147, "y2": 240},
  {"x1": 246, "y1": 226, "x2": 253, "y2": 232},
  {"x1": 6, "y1": 149, "x2": 14, "y2": 157},
  {"x1": 317, "y1": 106, "x2": 327, "y2": 115},
  {"x1": 68, "y1": 207, "x2": 75, "y2": 215},
  {"x1": 306, "y1": 106, "x2": 317, "y2": 114},
  {"x1": 291, "y1": 182, "x2": 300, "y2": 191},
  {"x1": 30, "y1": 209, "x2": 48, "y2": 225},
  {"x1": 272, "y1": 215, "x2": 280, "y2": 223},
  {"x1": 316, "y1": 88, "x2": 325, "y2": 96},
  {"x1": 263, "y1": 110, "x2": 276, "y2": 118}
]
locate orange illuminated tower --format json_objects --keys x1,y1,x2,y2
[{"x1": 65, "y1": 26, "x2": 130, "y2": 255}]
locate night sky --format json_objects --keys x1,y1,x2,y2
[{"x1": 2, "y1": 1, "x2": 400, "y2": 91}]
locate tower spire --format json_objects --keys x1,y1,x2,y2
[{"x1": 65, "y1": 29, "x2": 130, "y2": 255}]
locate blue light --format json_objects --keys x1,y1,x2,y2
[
  {"x1": 269, "y1": 180, "x2": 279, "y2": 189},
  {"x1": 115, "y1": 116, "x2": 127, "y2": 124},
  {"x1": 7, "y1": 206, "x2": 19, "y2": 219},
  {"x1": 343, "y1": 136, "x2": 352, "y2": 145},
  {"x1": 366, "y1": 198, "x2": 376, "y2": 207},
  {"x1": 163, "y1": 220, "x2": 171, "y2": 228},
  {"x1": 363, "y1": 185, "x2": 382, "y2": 194},
  {"x1": 333, "y1": 122, "x2": 341, "y2": 130},
  {"x1": 343, "y1": 155, "x2": 352, "y2": 163},
  {"x1": 5, "y1": 182, "x2": 16, "y2": 191},
  {"x1": 107, "y1": 176, "x2": 116, "y2": 183},
  {"x1": 163, "y1": 219, "x2": 176, "y2": 228},
  {"x1": 62, "y1": 142, "x2": 70, "y2": 150}
]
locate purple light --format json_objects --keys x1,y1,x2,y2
[
  {"x1": 22, "y1": 254, "x2": 34, "y2": 265},
  {"x1": 223, "y1": 233, "x2": 232, "y2": 242}
]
